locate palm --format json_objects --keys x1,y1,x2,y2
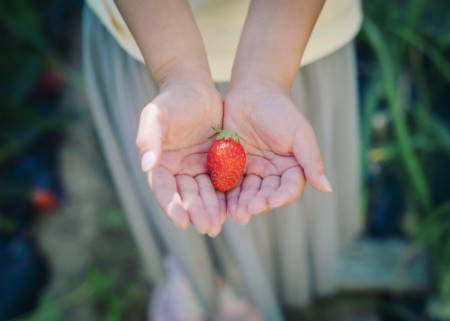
[
  {"x1": 138, "y1": 84, "x2": 225, "y2": 236},
  {"x1": 224, "y1": 89, "x2": 324, "y2": 224},
  {"x1": 154, "y1": 88, "x2": 217, "y2": 176}
]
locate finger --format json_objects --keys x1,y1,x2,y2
[
  {"x1": 268, "y1": 166, "x2": 305, "y2": 208},
  {"x1": 217, "y1": 192, "x2": 226, "y2": 226},
  {"x1": 148, "y1": 167, "x2": 189, "y2": 229},
  {"x1": 226, "y1": 183, "x2": 241, "y2": 223},
  {"x1": 247, "y1": 175, "x2": 280, "y2": 215},
  {"x1": 176, "y1": 175, "x2": 211, "y2": 234},
  {"x1": 178, "y1": 153, "x2": 208, "y2": 176},
  {"x1": 137, "y1": 103, "x2": 166, "y2": 172},
  {"x1": 292, "y1": 127, "x2": 332, "y2": 192},
  {"x1": 236, "y1": 175, "x2": 261, "y2": 224},
  {"x1": 196, "y1": 174, "x2": 222, "y2": 237}
]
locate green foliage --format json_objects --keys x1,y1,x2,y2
[
  {"x1": 16, "y1": 266, "x2": 148, "y2": 321},
  {"x1": 19, "y1": 299, "x2": 62, "y2": 321},
  {"x1": 0, "y1": 1, "x2": 50, "y2": 108},
  {"x1": 364, "y1": 18, "x2": 431, "y2": 211},
  {"x1": 360, "y1": 0, "x2": 450, "y2": 318},
  {"x1": 0, "y1": 0, "x2": 69, "y2": 211}
]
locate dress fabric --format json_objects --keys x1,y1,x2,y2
[{"x1": 82, "y1": 7, "x2": 361, "y2": 321}]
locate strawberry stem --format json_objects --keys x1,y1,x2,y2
[{"x1": 215, "y1": 129, "x2": 240, "y2": 142}]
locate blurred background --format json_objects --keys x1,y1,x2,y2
[{"x1": 0, "y1": 0, "x2": 449, "y2": 320}]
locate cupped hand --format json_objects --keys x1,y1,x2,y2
[
  {"x1": 223, "y1": 84, "x2": 333, "y2": 224},
  {"x1": 137, "y1": 81, "x2": 225, "y2": 236}
]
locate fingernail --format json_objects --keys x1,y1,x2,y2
[
  {"x1": 270, "y1": 200, "x2": 284, "y2": 208},
  {"x1": 176, "y1": 219, "x2": 189, "y2": 230},
  {"x1": 208, "y1": 229, "x2": 220, "y2": 238},
  {"x1": 319, "y1": 175, "x2": 333, "y2": 192},
  {"x1": 141, "y1": 151, "x2": 156, "y2": 172},
  {"x1": 196, "y1": 221, "x2": 210, "y2": 235}
]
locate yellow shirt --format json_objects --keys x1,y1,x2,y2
[{"x1": 86, "y1": 0, "x2": 362, "y2": 81}]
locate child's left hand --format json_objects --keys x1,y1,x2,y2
[{"x1": 223, "y1": 83, "x2": 332, "y2": 224}]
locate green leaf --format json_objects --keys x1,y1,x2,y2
[
  {"x1": 17, "y1": 298, "x2": 62, "y2": 321},
  {"x1": 393, "y1": 28, "x2": 450, "y2": 83},
  {"x1": 414, "y1": 201, "x2": 450, "y2": 246},
  {"x1": 415, "y1": 107, "x2": 450, "y2": 156},
  {"x1": 363, "y1": 18, "x2": 432, "y2": 212}
]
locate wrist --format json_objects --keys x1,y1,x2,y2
[
  {"x1": 150, "y1": 58, "x2": 214, "y2": 90},
  {"x1": 225, "y1": 80, "x2": 290, "y2": 115},
  {"x1": 228, "y1": 77, "x2": 289, "y2": 98},
  {"x1": 157, "y1": 71, "x2": 221, "y2": 109},
  {"x1": 229, "y1": 70, "x2": 293, "y2": 95},
  {"x1": 159, "y1": 75, "x2": 218, "y2": 100}
]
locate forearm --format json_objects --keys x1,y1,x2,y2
[
  {"x1": 116, "y1": 0, "x2": 213, "y2": 88},
  {"x1": 230, "y1": 0, "x2": 325, "y2": 92}
]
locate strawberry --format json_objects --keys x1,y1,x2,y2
[
  {"x1": 32, "y1": 188, "x2": 59, "y2": 212},
  {"x1": 207, "y1": 129, "x2": 246, "y2": 192}
]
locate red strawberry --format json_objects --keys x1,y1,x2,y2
[
  {"x1": 32, "y1": 188, "x2": 59, "y2": 212},
  {"x1": 38, "y1": 68, "x2": 64, "y2": 94},
  {"x1": 207, "y1": 129, "x2": 246, "y2": 192}
]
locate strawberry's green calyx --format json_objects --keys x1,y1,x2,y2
[{"x1": 212, "y1": 127, "x2": 240, "y2": 143}]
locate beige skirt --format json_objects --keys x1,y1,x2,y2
[{"x1": 82, "y1": 7, "x2": 361, "y2": 321}]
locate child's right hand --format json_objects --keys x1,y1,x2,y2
[{"x1": 137, "y1": 80, "x2": 225, "y2": 237}]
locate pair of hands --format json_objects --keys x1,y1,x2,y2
[{"x1": 137, "y1": 80, "x2": 332, "y2": 237}]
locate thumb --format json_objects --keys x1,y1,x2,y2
[
  {"x1": 136, "y1": 102, "x2": 166, "y2": 172},
  {"x1": 292, "y1": 127, "x2": 333, "y2": 193}
]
